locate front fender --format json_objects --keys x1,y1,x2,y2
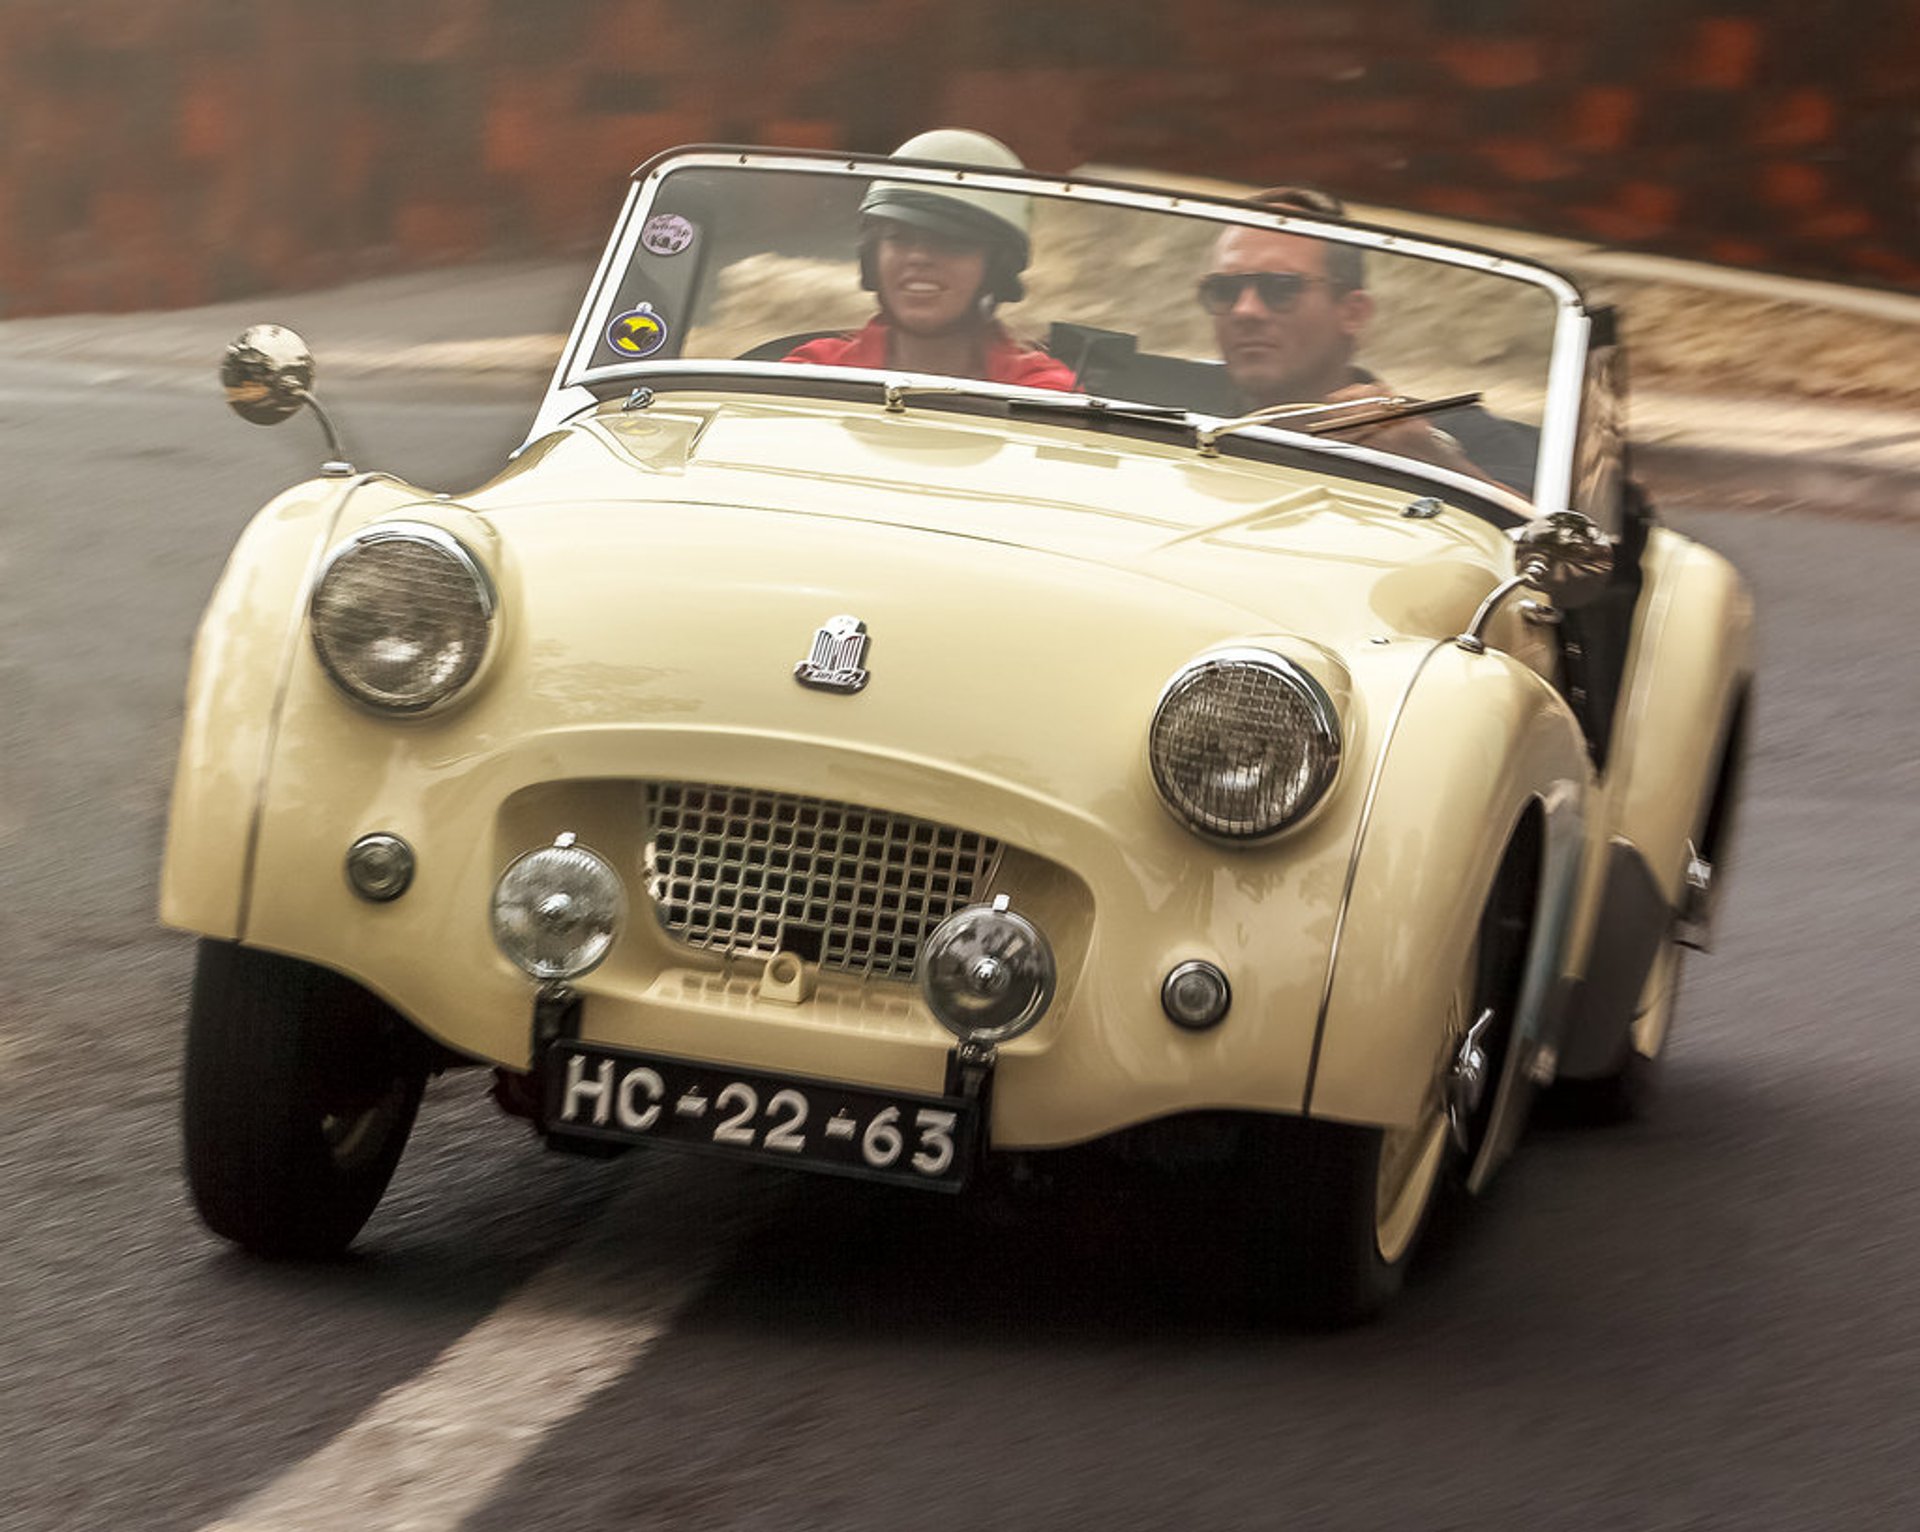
[
  {"x1": 158, "y1": 473, "x2": 419, "y2": 938},
  {"x1": 1308, "y1": 643, "x2": 1591, "y2": 1133}
]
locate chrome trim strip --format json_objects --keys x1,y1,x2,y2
[
  {"x1": 614, "y1": 148, "x2": 1587, "y2": 299},
  {"x1": 543, "y1": 178, "x2": 648, "y2": 420},
  {"x1": 1533, "y1": 304, "x2": 1591, "y2": 512}
]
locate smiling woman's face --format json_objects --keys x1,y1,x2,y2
[{"x1": 871, "y1": 220, "x2": 989, "y2": 336}]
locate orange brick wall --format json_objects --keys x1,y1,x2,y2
[{"x1": 2, "y1": 0, "x2": 1914, "y2": 315}]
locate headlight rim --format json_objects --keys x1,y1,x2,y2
[
  {"x1": 308, "y1": 518, "x2": 498, "y2": 716},
  {"x1": 1149, "y1": 646, "x2": 1344, "y2": 845}
]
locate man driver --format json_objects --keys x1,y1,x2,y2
[{"x1": 1202, "y1": 188, "x2": 1537, "y2": 493}]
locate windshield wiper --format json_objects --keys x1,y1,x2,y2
[
  {"x1": 1195, "y1": 392, "x2": 1482, "y2": 457},
  {"x1": 1011, "y1": 394, "x2": 1194, "y2": 424},
  {"x1": 880, "y1": 379, "x2": 1195, "y2": 428},
  {"x1": 881, "y1": 380, "x2": 998, "y2": 412}
]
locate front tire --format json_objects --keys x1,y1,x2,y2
[
  {"x1": 183, "y1": 940, "x2": 427, "y2": 1257},
  {"x1": 1253, "y1": 1116, "x2": 1451, "y2": 1326},
  {"x1": 1258, "y1": 816, "x2": 1539, "y2": 1324}
]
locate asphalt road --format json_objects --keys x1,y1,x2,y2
[{"x1": 3, "y1": 354, "x2": 1918, "y2": 1531}]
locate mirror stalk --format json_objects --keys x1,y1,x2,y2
[
  {"x1": 221, "y1": 324, "x2": 355, "y2": 476},
  {"x1": 1455, "y1": 510, "x2": 1612, "y2": 653},
  {"x1": 294, "y1": 388, "x2": 354, "y2": 476}
]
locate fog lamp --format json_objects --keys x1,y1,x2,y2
[
  {"x1": 917, "y1": 895, "x2": 1055, "y2": 1045},
  {"x1": 490, "y1": 833, "x2": 626, "y2": 981},
  {"x1": 345, "y1": 832, "x2": 414, "y2": 901},
  {"x1": 1161, "y1": 960, "x2": 1231, "y2": 1030}
]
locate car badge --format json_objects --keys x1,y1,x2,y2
[{"x1": 795, "y1": 615, "x2": 870, "y2": 694}]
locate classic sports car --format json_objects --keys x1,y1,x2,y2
[{"x1": 167, "y1": 134, "x2": 1751, "y2": 1321}]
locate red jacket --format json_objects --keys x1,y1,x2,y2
[{"x1": 784, "y1": 317, "x2": 1078, "y2": 391}]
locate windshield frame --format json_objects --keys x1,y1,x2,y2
[{"x1": 542, "y1": 146, "x2": 1598, "y2": 511}]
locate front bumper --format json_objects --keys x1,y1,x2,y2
[{"x1": 228, "y1": 714, "x2": 1368, "y2": 1149}]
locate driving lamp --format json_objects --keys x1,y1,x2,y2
[
  {"x1": 917, "y1": 896, "x2": 1056, "y2": 1044},
  {"x1": 490, "y1": 834, "x2": 626, "y2": 981},
  {"x1": 310, "y1": 522, "x2": 495, "y2": 712},
  {"x1": 1149, "y1": 650, "x2": 1341, "y2": 840}
]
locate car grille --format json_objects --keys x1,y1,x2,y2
[{"x1": 641, "y1": 782, "x2": 1002, "y2": 982}]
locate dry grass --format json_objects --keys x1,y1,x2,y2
[{"x1": 1582, "y1": 279, "x2": 1920, "y2": 405}]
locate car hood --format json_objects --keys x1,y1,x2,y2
[{"x1": 467, "y1": 395, "x2": 1514, "y2": 648}]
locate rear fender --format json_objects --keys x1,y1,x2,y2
[
  {"x1": 1606, "y1": 531, "x2": 1754, "y2": 912},
  {"x1": 1557, "y1": 531, "x2": 1754, "y2": 1074},
  {"x1": 1307, "y1": 644, "x2": 1591, "y2": 1152}
]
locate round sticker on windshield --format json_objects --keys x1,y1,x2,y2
[
  {"x1": 606, "y1": 303, "x2": 669, "y2": 359},
  {"x1": 641, "y1": 214, "x2": 694, "y2": 256}
]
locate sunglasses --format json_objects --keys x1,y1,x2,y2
[{"x1": 1197, "y1": 271, "x2": 1336, "y2": 315}]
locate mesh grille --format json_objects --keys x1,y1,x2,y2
[{"x1": 642, "y1": 783, "x2": 1002, "y2": 981}]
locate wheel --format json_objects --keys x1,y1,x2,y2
[
  {"x1": 183, "y1": 940, "x2": 427, "y2": 1257},
  {"x1": 1264, "y1": 1115, "x2": 1453, "y2": 1326},
  {"x1": 1248, "y1": 947, "x2": 1481, "y2": 1326},
  {"x1": 1252, "y1": 823, "x2": 1537, "y2": 1325}
]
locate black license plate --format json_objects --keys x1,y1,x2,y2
[{"x1": 544, "y1": 1041, "x2": 978, "y2": 1191}]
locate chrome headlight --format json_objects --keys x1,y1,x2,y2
[
  {"x1": 1149, "y1": 649, "x2": 1341, "y2": 840},
  {"x1": 490, "y1": 834, "x2": 626, "y2": 981},
  {"x1": 309, "y1": 522, "x2": 495, "y2": 712}
]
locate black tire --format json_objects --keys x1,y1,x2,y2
[
  {"x1": 183, "y1": 940, "x2": 427, "y2": 1257},
  {"x1": 1250, "y1": 1118, "x2": 1422, "y2": 1327},
  {"x1": 1253, "y1": 815, "x2": 1541, "y2": 1326}
]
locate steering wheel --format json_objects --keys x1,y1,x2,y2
[{"x1": 734, "y1": 330, "x2": 843, "y2": 362}]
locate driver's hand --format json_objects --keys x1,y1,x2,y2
[{"x1": 1322, "y1": 382, "x2": 1490, "y2": 483}]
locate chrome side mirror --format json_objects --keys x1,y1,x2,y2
[
  {"x1": 1514, "y1": 510, "x2": 1612, "y2": 609},
  {"x1": 220, "y1": 324, "x2": 353, "y2": 475},
  {"x1": 1457, "y1": 510, "x2": 1612, "y2": 653},
  {"x1": 221, "y1": 323, "x2": 314, "y2": 424}
]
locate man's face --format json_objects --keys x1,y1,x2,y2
[
  {"x1": 1204, "y1": 227, "x2": 1372, "y2": 405},
  {"x1": 872, "y1": 220, "x2": 989, "y2": 337}
]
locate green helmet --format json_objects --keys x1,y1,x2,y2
[{"x1": 859, "y1": 129, "x2": 1033, "y2": 303}]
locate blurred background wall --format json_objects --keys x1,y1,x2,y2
[{"x1": 2, "y1": 0, "x2": 1913, "y2": 316}]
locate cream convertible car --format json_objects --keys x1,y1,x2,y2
[{"x1": 168, "y1": 147, "x2": 1751, "y2": 1319}]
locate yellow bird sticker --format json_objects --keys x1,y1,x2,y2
[{"x1": 605, "y1": 303, "x2": 669, "y2": 359}]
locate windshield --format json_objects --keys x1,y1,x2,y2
[{"x1": 564, "y1": 153, "x2": 1580, "y2": 498}]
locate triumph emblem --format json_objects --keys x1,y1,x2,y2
[{"x1": 794, "y1": 615, "x2": 870, "y2": 693}]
